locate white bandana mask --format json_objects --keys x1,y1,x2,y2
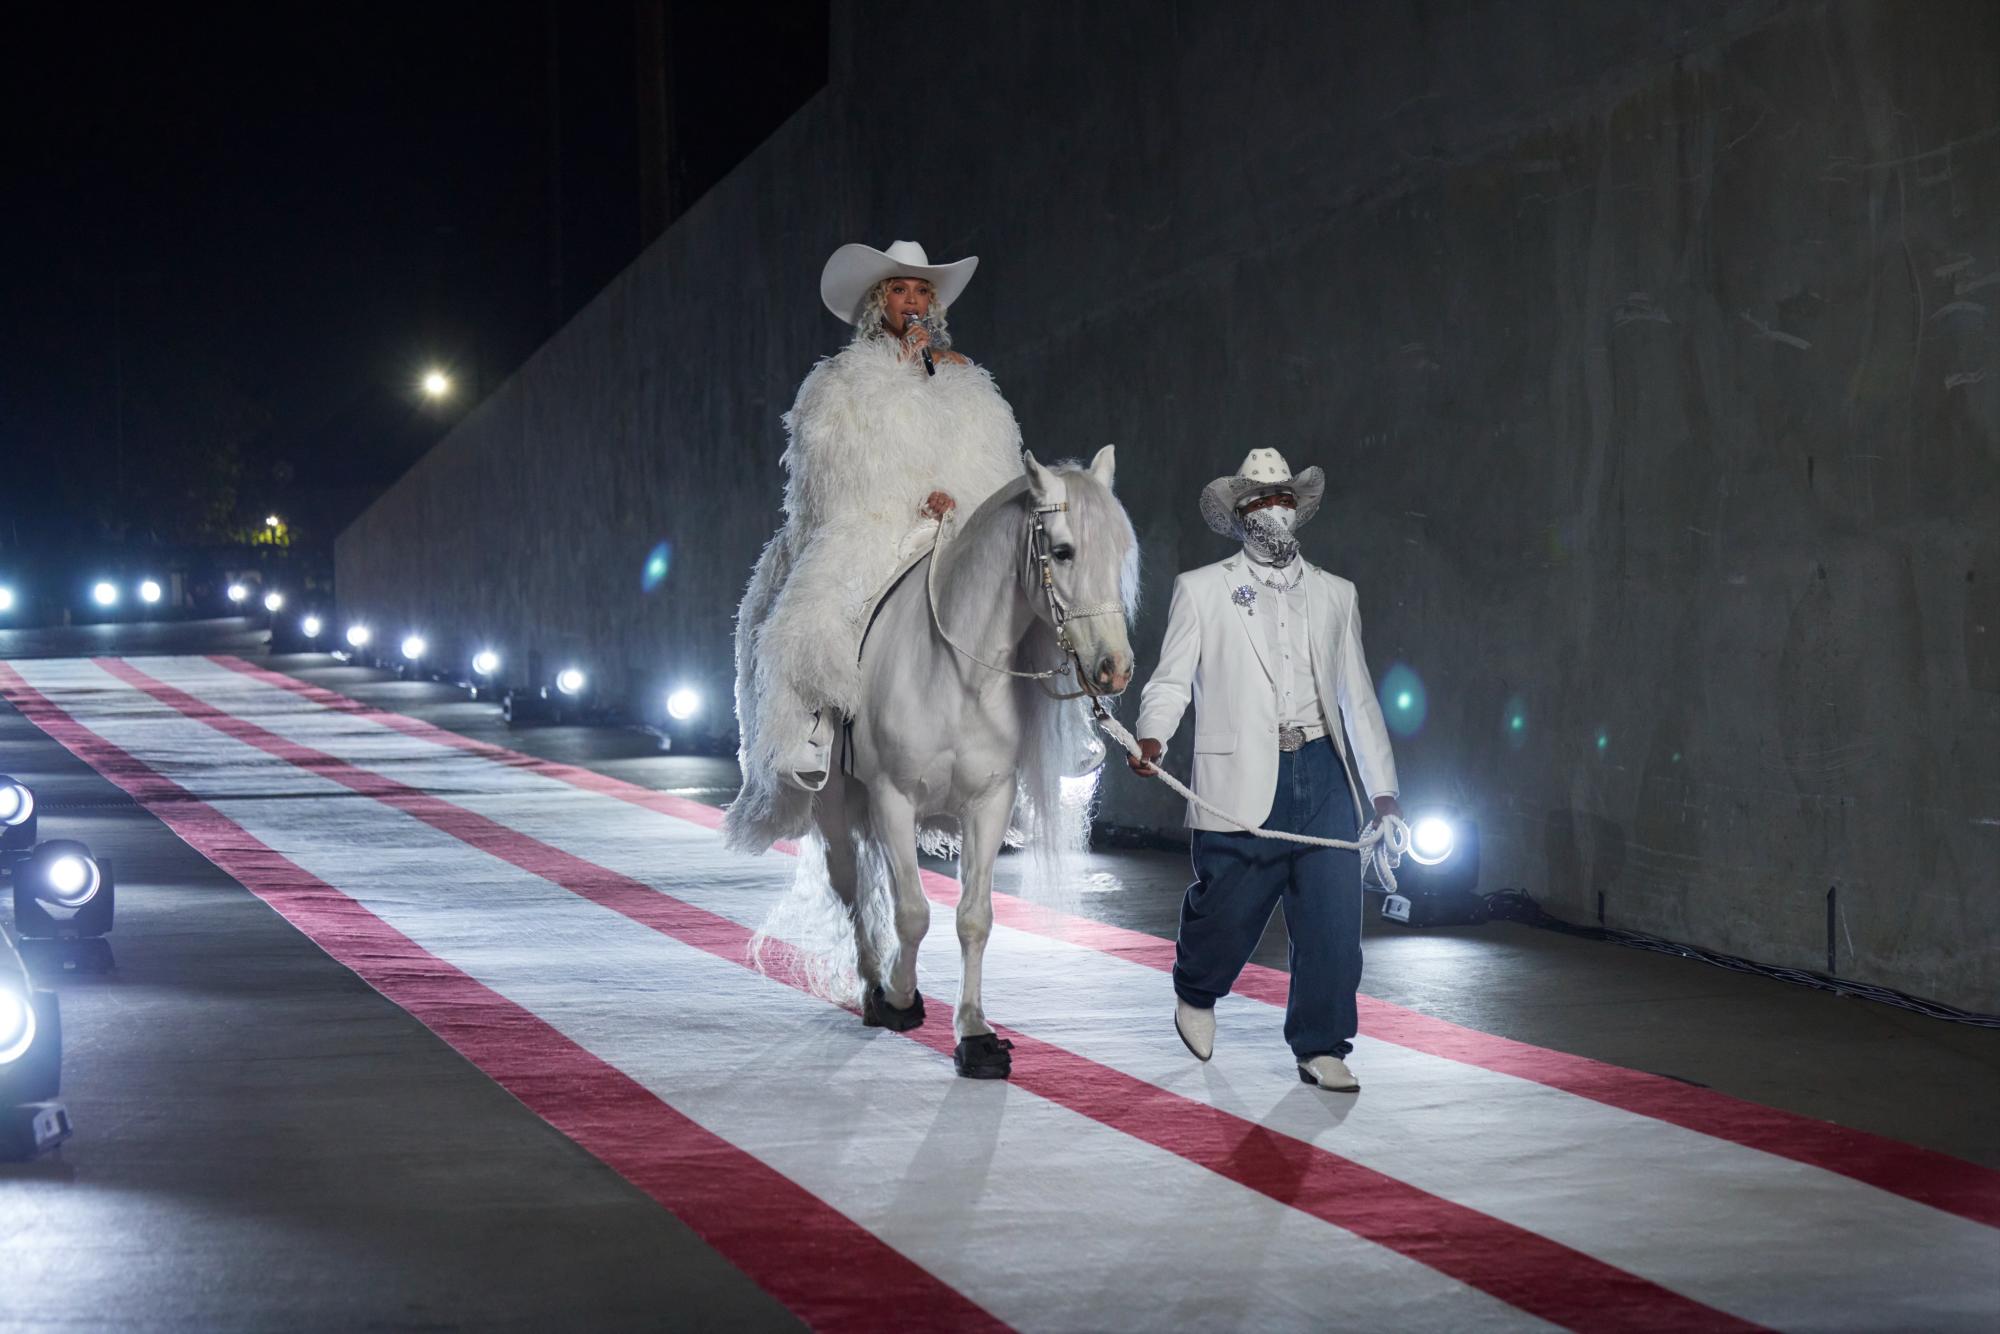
[{"x1": 1242, "y1": 506, "x2": 1299, "y2": 567}]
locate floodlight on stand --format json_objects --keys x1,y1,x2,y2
[
  {"x1": 301, "y1": 614, "x2": 322, "y2": 638},
  {"x1": 0, "y1": 586, "x2": 14, "y2": 613},
  {"x1": 556, "y1": 667, "x2": 586, "y2": 696},
  {"x1": 472, "y1": 650, "x2": 500, "y2": 677},
  {"x1": 12, "y1": 839, "x2": 115, "y2": 971},
  {"x1": 138, "y1": 580, "x2": 162, "y2": 605},
  {"x1": 228, "y1": 583, "x2": 248, "y2": 605},
  {"x1": 263, "y1": 591, "x2": 284, "y2": 613},
  {"x1": 91, "y1": 582, "x2": 117, "y2": 607},
  {"x1": 402, "y1": 635, "x2": 427, "y2": 662},
  {"x1": 666, "y1": 687, "x2": 700, "y2": 721},
  {"x1": 346, "y1": 625, "x2": 372, "y2": 648}
]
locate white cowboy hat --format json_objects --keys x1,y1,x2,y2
[
  {"x1": 819, "y1": 240, "x2": 979, "y2": 326},
  {"x1": 1199, "y1": 448, "x2": 1326, "y2": 540}
]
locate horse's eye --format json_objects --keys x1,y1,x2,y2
[{"x1": 1051, "y1": 545, "x2": 1075, "y2": 563}]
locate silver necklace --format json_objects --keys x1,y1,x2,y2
[{"x1": 1249, "y1": 561, "x2": 1303, "y2": 592}]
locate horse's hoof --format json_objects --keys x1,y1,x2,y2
[
  {"x1": 953, "y1": 1033, "x2": 1014, "y2": 1079},
  {"x1": 862, "y1": 985, "x2": 925, "y2": 1031}
]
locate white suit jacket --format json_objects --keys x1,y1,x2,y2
[{"x1": 1134, "y1": 554, "x2": 1399, "y2": 831}]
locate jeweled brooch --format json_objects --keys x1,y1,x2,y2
[{"x1": 1232, "y1": 585, "x2": 1257, "y2": 616}]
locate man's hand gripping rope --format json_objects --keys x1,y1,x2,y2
[{"x1": 1091, "y1": 707, "x2": 1411, "y2": 892}]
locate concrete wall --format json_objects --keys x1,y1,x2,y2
[{"x1": 339, "y1": 0, "x2": 2000, "y2": 1010}]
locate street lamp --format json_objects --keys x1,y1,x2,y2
[
  {"x1": 265, "y1": 514, "x2": 281, "y2": 530},
  {"x1": 422, "y1": 370, "x2": 451, "y2": 399}
]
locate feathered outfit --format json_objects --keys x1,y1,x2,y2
[{"x1": 726, "y1": 337, "x2": 1025, "y2": 853}]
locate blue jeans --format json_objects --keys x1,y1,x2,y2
[{"x1": 1173, "y1": 738, "x2": 1363, "y2": 1061}]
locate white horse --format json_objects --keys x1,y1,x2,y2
[{"x1": 810, "y1": 447, "x2": 1136, "y2": 1078}]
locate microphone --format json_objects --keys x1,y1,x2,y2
[{"x1": 907, "y1": 309, "x2": 935, "y2": 376}]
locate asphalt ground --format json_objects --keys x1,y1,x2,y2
[{"x1": 1, "y1": 618, "x2": 1995, "y2": 1330}]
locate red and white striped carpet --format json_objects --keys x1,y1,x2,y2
[{"x1": 3, "y1": 655, "x2": 1994, "y2": 1331}]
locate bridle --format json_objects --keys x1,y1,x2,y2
[{"x1": 926, "y1": 484, "x2": 1124, "y2": 702}]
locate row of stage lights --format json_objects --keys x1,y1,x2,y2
[
  {"x1": 0, "y1": 580, "x2": 176, "y2": 612},
  {"x1": 0, "y1": 580, "x2": 289, "y2": 616},
  {"x1": 304, "y1": 620, "x2": 703, "y2": 728},
  {"x1": 1, "y1": 773, "x2": 107, "y2": 1159}
]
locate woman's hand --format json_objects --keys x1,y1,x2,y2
[
  {"x1": 898, "y1": 317, "x2": 933, "y2": 363},
  {"x1": 922, "y1": 491, "x2": 956, "y2": 521}
]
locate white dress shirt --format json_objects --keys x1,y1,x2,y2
[{"x1": 1244, "y1": 550, "x2": 1325, "y2": 733}]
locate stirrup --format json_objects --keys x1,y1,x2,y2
[{"x1": 781, "y1": 709, "x2": 832, "y2": 792}]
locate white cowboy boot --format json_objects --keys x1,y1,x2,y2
[
  {"x1": 1174, "y1": 999, "x2": 1215, "y2": 1062},
  {"x1": 1297, "y1": 1055, "x2": 1360, "y2": 1091},
  {"x1": 781, "y1": 709, "x2": 832, "y2": 792}
]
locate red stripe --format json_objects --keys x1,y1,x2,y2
[
  {"x1": 0, "y1": 662, "x2": 1001, "y2": 1334},
  {"x1": 75, "y1": 657, "x2": 1768, "y2": 1333},
  {"x1": 208, "y1": 653, "x2": 2000, "y2": 1231}
]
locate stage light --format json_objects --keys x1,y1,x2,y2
[
  {"x1": 31, "y1": 848, "x2": 102, "y2": 911},
  {"x1": 1379, "y1": 809, "x2": 1483, "y2": 927},
  {"x1": 0, "y1": 776, "x2": 36, "y2": 866},
  {"x1": 472, "y1": 650, "x2": 500, "y2": 677},
  {"x1": 556, "y1": 667, "x2": 586, "y2": 696},
  {"x1": 666, "y1": 687, "x2": 700, "y2": 721},
  {"x1": 138, "y1": 579, "x2": 162, "y2": 605},
  {"x1": 263, "y1": 591, "x2": 284, "y2": 612},
  {"x1": 402, "y1": 635, "x2": 427, "y2": 661},
  {"x1": 0, "y1": 927, "x2": 67, "y2": 1158},
  {"x1": 13, "y1": 839, "x2": 115, "y2": 955},
  {"x1": 346, "y1": 625, "x2": 371, "y2": 648},
  {"x1": 301, "y1": 615, "x2": 322, "y2": 638},
  {"x1": 91, "y1": 582, "x2": 117, "y2": 607},
  {"x1": 0, "y1": 979, "x2": 33, "y2": 1068},
  {"x1": 0, "y1": 586, "x2": 13, "y2": 613},
  {"x1": 1410, "y1": 816, "x2": 1455, "y2": 866},
  {"x1": 0, "y1": 779, "x2": 32, "y2": 829},
  {"x1": 228, "y1": 583, "x2": 248, "y2": 604}
]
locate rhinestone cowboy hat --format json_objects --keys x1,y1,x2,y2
[
  {"x1": 820, "y1": 239, "x2": 979, "y2": 326},
  {"x1": 1198, "y1": 448, "x2": 1327, "y2": 541}
]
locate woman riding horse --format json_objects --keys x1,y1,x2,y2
[{"x1": 727, "y1": 240, "x2": 1026, "y2": 854}]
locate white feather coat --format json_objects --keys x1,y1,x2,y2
[{"x1": 727, "y1": 338, "x2": 1024, "y2": 852}]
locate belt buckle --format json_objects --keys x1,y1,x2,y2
[{"x1": 1277, "y1": 725, "x2": 1306, "y2": 753}]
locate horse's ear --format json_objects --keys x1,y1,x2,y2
[
  {"x1": 1089, "y1": 444, "x2": 1116, "y2": 490},
  {"x1": 1023, "y1": 450, "x2": 1056, "y2": 499}
]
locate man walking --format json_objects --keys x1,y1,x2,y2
[{"x1": 1131, "y1": 449, "x2": 1401, "y2": 1090}]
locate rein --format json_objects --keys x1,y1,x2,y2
[{"x1": 923, "y1": 490, "x2": 1120, "y2": 700}]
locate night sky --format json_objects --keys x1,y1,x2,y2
[{"x1": 2, "y1": 2, "x2": 825, "y2": 569}]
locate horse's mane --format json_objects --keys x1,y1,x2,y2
[
  {"x1": 971, "y1": 460, "x2": 1142, "y2": 905},
  {"x1": 957, "y1": 461, "x2": 1140, "y2": 619}
]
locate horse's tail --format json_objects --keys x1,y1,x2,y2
[{"x1": 747, "y1": 801, "x2": 898, "y2": 1006}]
